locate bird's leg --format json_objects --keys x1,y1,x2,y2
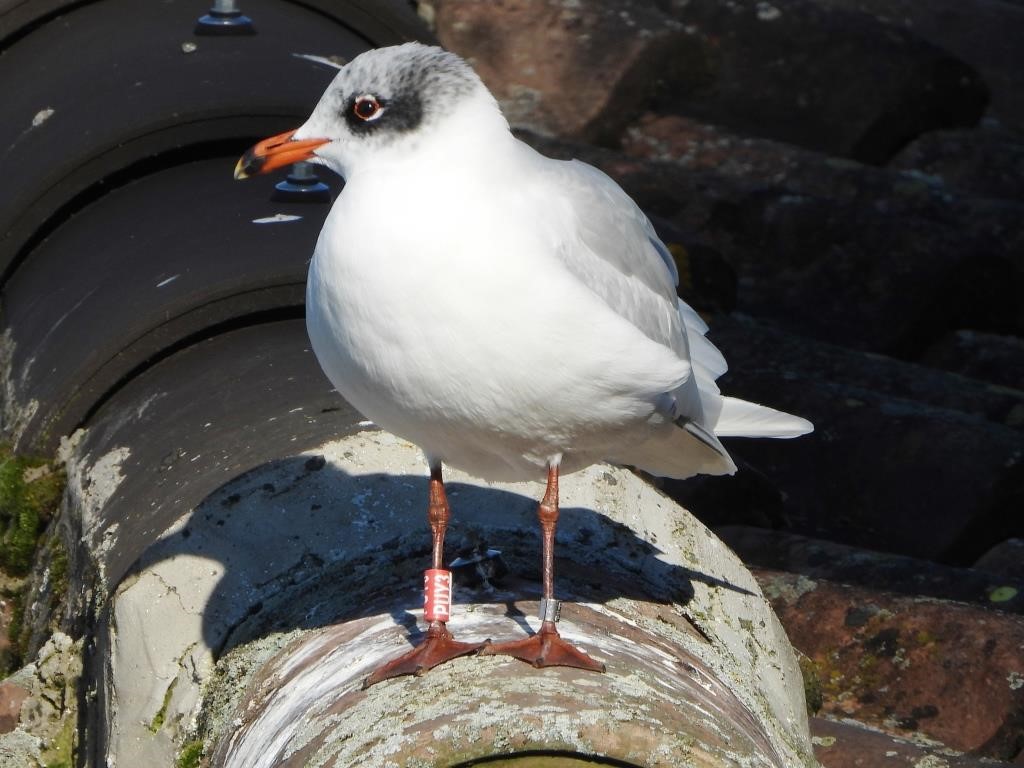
[
  {"x1": 363, "y1": 465, "x2": 487, "y2": 688},
  {"x1": 481, "y1": 464, "x2": 605, "y2": 672}
]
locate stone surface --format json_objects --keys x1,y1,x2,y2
[
  {"x1": 892, "y1": 127, "x2": 1024, "y2": 200},
  {"x1": 0, "y1": 680, "x2": 28, "y2": 734},
  {"x1": 426, "y1": 0, "x2": 697, "y2": 143},
  {"x1": 0, "y1": 728, "x2": 42, "y2": 768},
  {"x1": 810, "y1": 0, "x2": 1024, "y2": 131},
  {"x1": 0, "y1": 633, "x2": 81, "y2": 768},
  {"x1": 704, "y1": 314, "x2": 1024, "y2": 432},
  {"x1": 658, "y1": 314, "x2": 1024, "y2": 564},
  {"x1": 716, "y1": 526, "x2": 1024, "y2": 614},
  {"x1": 430, "y1": 0, "x2": 989, "y2": 161},
  {"x1": 921, "y1": 330, "x2": 1024, "y2": 392},
  {"x1": 103, "y1": 430, "x2": 815, "y2": 767},
  {"x1": 623, "y1": 113, "x2": 840, "y2": 188},
  {"x1": 810, "y1": 717, "x2": 1018, "y2": 767},
  {"x1": 758, "y1": 569, "x2": 1024, "y2": 760},
  {"x1": 975, "y1": 539, "x2": 1024, "y2": 583},
  {"x1": 716, "y1": 186, "x2": 1024, "y2": 360},
  {"x1": 654, "y1": 0, "x2": 988, "y2": 162},
  {"x1": 644, "y1": 215, "x2": 738, "y2": 317}
]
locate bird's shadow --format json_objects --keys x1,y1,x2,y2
[{"x1": 128, "y1": 456, "x2": 755, "y2": 658}]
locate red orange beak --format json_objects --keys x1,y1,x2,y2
[{"x1": 233, "y1": 129, "x2": 330, "y2": 179}]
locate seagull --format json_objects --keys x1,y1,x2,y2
[{"x1": 235, "y1": 43, "x2": 812, "y2": 686}]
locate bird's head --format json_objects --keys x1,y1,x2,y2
[{"x1": 234, "y1": 43, "x2": 502, "y2": 181}]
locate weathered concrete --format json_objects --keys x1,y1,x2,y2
[
  {"x1": 214, "y1": 601, "x2": 787, "y2": 767},
  {"x1": 100, "y1": 430, "x2": 816, "y2": 766}
]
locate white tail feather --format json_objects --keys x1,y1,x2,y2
[
  {"x1": 677, "y1": 300, "x2": 710, "y2": 336},
  {"x1": 714, "y1": 396, "x2": 814, "y2": 438}
]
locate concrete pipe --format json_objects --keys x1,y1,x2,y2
[{"x1": 97, "y1": 432, "x2": 817, "y2": 767}]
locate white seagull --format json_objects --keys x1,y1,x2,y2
[{"x1": 236, "y1": 43, "x2": 812, "y2": 685}]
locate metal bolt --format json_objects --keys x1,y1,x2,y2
[
  {"x1": 194, "y1": 0, "x2": 255, "y2": 36},
  {"x1": 271, "y1": 162, "x2": 332, "y2": 204},
  {"x1": 289, "y1": 163, "x2": 317, "y2": 181}
]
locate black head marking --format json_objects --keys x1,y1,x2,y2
[
  {"x1": 343, "y1": 91, "x2": 423, "y2": 135},
  {"x1": 334, "y1": 44, "x2": 480, "y2": 140}
]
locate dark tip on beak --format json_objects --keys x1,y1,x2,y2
[
  {"x1": 233, "y1": 148, "x2": 266, "y2": 180},
  {"x1": 233, "y1": 129, "x2": 330, "y2": 180}
]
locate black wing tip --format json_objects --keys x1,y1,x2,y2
[{"x1": 676, "y1": 418, "x2": 730, "y2": 460}]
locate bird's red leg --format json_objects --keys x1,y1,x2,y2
[
  {"x1": 363, "y1": 465, "x2": 487, "y2": 688},
  {"x1": 481, "y1": 463, "x2": 605, "y2": 672}
]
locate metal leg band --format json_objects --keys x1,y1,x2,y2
[{"x1": 538, "y1": 598, "x2": 561, "y2": 623}]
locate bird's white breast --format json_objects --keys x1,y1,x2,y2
[{"x1": 306, "y1": 161, "x2": 687, "y2": 479}]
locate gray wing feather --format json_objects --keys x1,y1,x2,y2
[
  {"x1": 538, "y1": 157, "x2": 733, "y2": 422},
  {"x1": 542, "y1": 159, "x2": 686, "y2": 357}
]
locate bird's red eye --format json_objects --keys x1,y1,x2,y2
[{"x1": 353, "y1": 95, "x2": 382, "y2": 121}]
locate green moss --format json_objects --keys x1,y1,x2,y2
[
  {"x1": 796, "y1": 653, "x2": 824, "y2": 715},
  {"x1": 42, "y1": 710, "x2": 76, "y2": 768},
  {"x1": 177, "y1": 740, "x2": 204, "y2": 768},
  {"x1": 0, "y1": 446, "x2": 65, "y2": 575},
  {"x1": 0, "y1": 446, "x2": 67, "y2": 674},
  {"x1": 49, "y1": 539, "x2": 68, "y2": 590},
  {"x1": 989, "y1": 586, "x2": 1018, "y2": 603},
  {"x1": 150, "y1": 678, "x2": 179, "y2": 733},
  {"x1": 0, "y1": 457, "x2": 38, "y2": 573},
  {"x1": 47, "y1": 537, "x2": 69, "y2": 617}
]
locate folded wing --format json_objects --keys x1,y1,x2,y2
[{"x1": 531, "y1": 151, "x2": 812, "y2": 479}]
